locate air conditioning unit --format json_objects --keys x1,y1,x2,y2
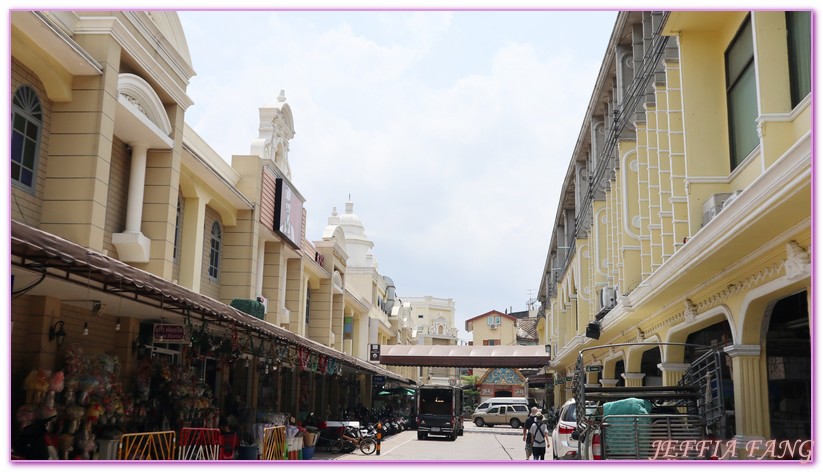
[
  {"x1": 489, "y1": 324, "x2": 498, "y2": 330},
  {"x1": 600, "y1": 286, "x2": 617, "y2": 310},
  {"x1": 722, "y1": 190, "x2": 743, "y2": 210},
  {"x1": 702, "y1": 191, "x2": 740, "y2": 227}
]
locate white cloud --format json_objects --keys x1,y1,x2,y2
[{"x1": 180, "y1": 10, "x2": 616, "y2": 336}]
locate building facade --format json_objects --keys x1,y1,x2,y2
[
  {"x1": 405, "y1": 296, "x2": 460, "y2": 385},
  {"x1": 10, "y1": 11, "x2": 417, "y2": 457},
  {"x1": 538, "y1": 11, "x2": 811, "y2": 458}
]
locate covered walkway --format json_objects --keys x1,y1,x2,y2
[{"x1": 377, "y1": 345, "x2": 550, "y2": 368}]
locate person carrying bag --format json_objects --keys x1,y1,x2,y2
[
  {"x1": 529, "y1": 414, "x2": 549, "y2": 460},
  {"x1": 522, "y1": 406, "x2": 539, "y2": 460}
]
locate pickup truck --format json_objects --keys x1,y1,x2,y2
[
  {"x1": 417, "y1": 385, "x2": 464, "y2": 440},
  {"x1": 571, "y1": 342, "x2": 726, "y2": 460},
  {"x1": 470, "y1": 403, "x2": 530, "y2": 428}
]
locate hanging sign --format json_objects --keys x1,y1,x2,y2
[{"x1": 153, "y1": 324, "x2": 187, "y2": 344}]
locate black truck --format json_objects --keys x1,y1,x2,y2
[{"x1": 416, "y1": 384, "x2": 464, "y2": 441}]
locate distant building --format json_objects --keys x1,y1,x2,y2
[{"x1": 405, "y1": 296, "x2": 459, "y2": 385}]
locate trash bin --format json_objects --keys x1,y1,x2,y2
[
  {"x1": 302, "y1": 446, "x2": 315, "y2": 460},
  {"x1": 237, "y1": 445, "x2": 258, "y2": 460}
]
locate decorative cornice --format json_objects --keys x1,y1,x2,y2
[
  {"x1": 785, "y1": 240, "x2": 810, "y2": 281},
  {"x1": 684, "y1": 298, "x2": 697, "y2": 322},
  {"x1": 621, "y1": 373, "x2": 645, "y2": 380},
  {"x1": 724, "y1": 344, "x2": 761, "y2": 358},
  {"x1": 657, "y1": 362, "x2": 690, "y2": 373}
]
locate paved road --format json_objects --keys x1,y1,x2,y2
[{"x1": 313, "y1": 421, "x2": 555, "y2": 461}]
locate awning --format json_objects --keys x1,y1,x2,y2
[
  {"x1": 378, "y1": 345, "x2": 551, "y2": 368},
  {"x1": 11, "y1": 220, "x2": 416, "y2": 385},
  {"x1": 525, "y1": 373, "x2": 553, "y2": 386}
]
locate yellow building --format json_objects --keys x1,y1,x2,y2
[
  {"x1": 10, "y1": 10, "x2": 414, "y2": 452},
  {"x1": 538, "y1": 11, "x2": 811, "y2": 458}
]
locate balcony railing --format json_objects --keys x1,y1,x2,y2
[{"x1": 556, "y1": 12, "x2": 671, "y2": 286}]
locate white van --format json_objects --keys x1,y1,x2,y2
[{"x1": 474, "y1": 397, "x2": 529, "y2": 413}]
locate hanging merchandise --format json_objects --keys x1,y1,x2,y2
[{"x1": 298, "y1": 347, "x2": 309, "y2": 371}]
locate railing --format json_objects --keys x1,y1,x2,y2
[
  {"x1": 261, "y1": 425, "x2": 287, "y2": 460},
  {"x1": 556, "y1": 12, "x2": 671, "y2": 286},
  {"x1": 117, "y1": 431, "x2": 176, "y2": 460},
  {"x1": 601, "y1": 414, "x2": 706, "y2": 459},
  {"x1": 178, "y1": 427, "x2": 220, "y2": 461}
]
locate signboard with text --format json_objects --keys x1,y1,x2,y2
[
  {"x1": 152, "y1": 324, "x2": 187, "y2": 344},
  {"x1": 369, "y1": 344, "x2": 380, "y2": 362}
]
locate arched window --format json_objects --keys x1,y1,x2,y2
[
  {"x1": 11, "y1": 85, "x2": 43, "y2": 190},
  {"x1": 208, "y1": 221, "x2": 222, "y2": 279}
]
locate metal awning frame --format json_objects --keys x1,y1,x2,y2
[{"x1": 11, "y1": 221, "x2": 416, "y2": 385}]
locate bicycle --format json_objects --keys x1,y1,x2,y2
[{"x1": 329, "y1": 427, "x2": 377, "y2": 455}]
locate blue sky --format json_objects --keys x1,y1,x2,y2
[{"x1": 178, "y1": 9, "x2": 618, "y2": 342}]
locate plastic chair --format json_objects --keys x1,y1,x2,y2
[{"x1": 219, "y1": 433, "x2": 239, "y2": 460}]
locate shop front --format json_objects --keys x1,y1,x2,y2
[{"x1": 10, "y1": 221, "x2": 415, "y2": 460}]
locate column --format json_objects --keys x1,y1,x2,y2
[
  {"x1": 600, "y1": 379, "x2": 619, "y2": 388},
  {"x1": 725, "y1": 344, "x2": 768, "y2": 458},
  {"x1": 112, "y1": 144, "x2": 152, "y2": 262},
  {"x1": 585, "y1": 369, "x2": 601, "y2": 389},
  {"x1": 553, "y1": 380, "x2": 563, "y2": 406},
  {"x1": 621, "y1": 373, "x2": 645, "y2": 387},
  {"x1": 178, "y1": 195, "x2": 206, "y2": 292},
  {"x1": 657, "y1": 363, "x2": 690, "y2": 386}
]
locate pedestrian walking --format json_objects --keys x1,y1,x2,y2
[
  {"x1": 529, "y1": 414, "x2": 549, "y2": 460},
  {"x1": 522, "y1": 406, "x2": 539, "y2": 460}
]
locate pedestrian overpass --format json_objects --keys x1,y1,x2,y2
[{"x1": 377, "y1": 345, "x2": 550, "y2": 368}]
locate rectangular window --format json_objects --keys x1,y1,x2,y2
[
  {"x1": 726, "y1": 16, "x2": 758, "y2": 170},
  {"x1": 786, "y1": 11, "x2": 811, "y2": 107}
]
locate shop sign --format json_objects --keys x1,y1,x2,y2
[
  {"x1": 372, "y1": 375, "x2": 385, "y2": 386},
  {"x1": 369, "y1": 344, "x2": 380, "y2": 362},
  {"x1": 153, "y1": 324, "x2": 187, "y2": 344},
  {"x1": 585, "y1": 365, "x2": 602, "y2": 373}
]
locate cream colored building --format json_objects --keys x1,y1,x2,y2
[
  {"x1": 538, "y1": 11, "x2": 811, "y2": 458},
  {"x1": 405, "y1": 296, "x2": 460, "y2": 385},
  {"x1": 10, "y1": 11, "x2": 414, "y2": 445},
  {"x1": 319, "y1": 200, "x2": 417, "y2": 382}
]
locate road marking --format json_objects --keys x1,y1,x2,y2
[{"x1": 368, "y1": 437, "x2": 413, "y2": 457}]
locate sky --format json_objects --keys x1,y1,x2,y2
[{"x1": 177, "y1": 9, "x2": 618, "y2": 342}]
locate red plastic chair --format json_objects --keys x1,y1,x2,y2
[{"x1": 219, "y1": 433, "x2": 239, "y2": 460}]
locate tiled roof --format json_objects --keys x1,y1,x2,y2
[{"x1": 516, "y1": 317, "x2": 539, "y2": 342}]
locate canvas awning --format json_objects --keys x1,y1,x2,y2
[
  {"x1": 378, "y1": 345, "x2": 551, "y2": 368},
  {"x1": 11, "y1": 220, "x2": 416, "y2": 385}
]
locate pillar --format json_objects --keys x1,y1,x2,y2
[
  {"x1": 112, "y1": 144, "x2": 152, "y2": 262},
  {"x1": 725, "y1": 344, "x2": 768, "y2": 458},
  {"x1": 622, "y1": 373, "x2": 645, "y2": 387},
  {"x1": 178, "y1": 194, "x2": 206, "y2": 292},
  {"x1": 657, "y1": 362, "x2": 690, "y2": 386},
  {"x1": 600, "y1": 379, "x2": 619, "y2": 388}
]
